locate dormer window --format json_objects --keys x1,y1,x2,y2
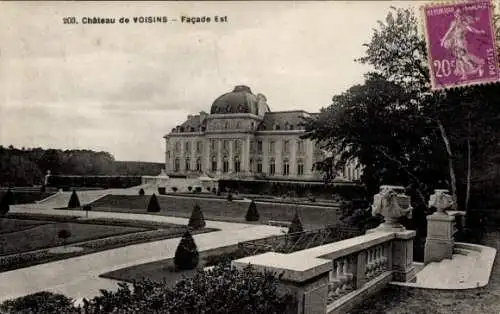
[
  {"x1": 274, "y1": 124, "x2": 280, "y2": 130},
  {"x1": 190, "y1": 127, "x2": 195, "y2": 132},
  {"x1": 290, "y1": 125, "x2": 294, "y2": 130},
  {"x1": 180, "y1": 127, "x2": 185, "y2": 132}
]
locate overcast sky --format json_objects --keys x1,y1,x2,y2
[{"x1": 0, "y1": 1, "x2": 432, "y2": 162}]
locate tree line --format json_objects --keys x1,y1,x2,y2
[{"x1": 0, "y1": 145, "x2": 164, "y2": 187}]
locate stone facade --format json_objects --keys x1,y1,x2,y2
[{"x1": 163, "y1": 85, "x2": 361, "y2": 182}]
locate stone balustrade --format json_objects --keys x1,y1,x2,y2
[{"x1": 232, "y1": 229, "x2": 416, "y2": 314}]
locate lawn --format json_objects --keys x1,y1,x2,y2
[
  {"x1": 90, "y1": 194, "x2": 341, "y2": 228},
  {"x1": 101, "y1": 245, "x2": 243, "y2": 288},
  {"x1": 348, "y1": 228, "x2": 500, "y2": 314},
  {"x1": 0, "y1": 214, "x2": 218, "y2": 272},
  {"x1": 0, "y1": 218, "x2": 146, "y2": 256}
]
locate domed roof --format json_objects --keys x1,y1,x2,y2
[{"x1": 210, "y1": 85, "x2": 259, "y2": 115}]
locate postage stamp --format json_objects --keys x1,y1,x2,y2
[{"x1": 421, "y1": 0, "x2": 499, "y2": 90}]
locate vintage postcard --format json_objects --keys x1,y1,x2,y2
[{"x1": 0, "y1": 1, "x2": 499, "y2": 314}]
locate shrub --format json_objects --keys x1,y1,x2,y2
[
  {"x1": 147, "y1": 194, "x2": 161, "y2": 212},
  {"x1": 139, "y1": 188, "x2": 145, "y2": 196},
  {"x1": 174, "y1": 230, "x2": 199, "y2": 270},
  {"x1": 58, "y1": 229, "x2": 71, "y2": 246},
  {"x1": 0, "y1": 188, "x2": 14, "y2": 217},
  {"x1": 188, "y1": 203, "x2": 206, "y2": 229},
  {"x1": 288, "y1": 212, "x2": 304, "y2": 234},
  {"x1": 172, "y1": 186, "x2": 178, "y2": 192},
  {"x1": 79, "y1": 263, "x2": 296, "y2": 314},
  {"x1": 0, "y1": 291, "x2": 78, "y2": 314},
  {"x1": 203, "y1": 248, "x2": 249, "y2": 266},
  {"x1": 227, "y1": 193, "x2": 233, "y2": 202},
  {"x1": 188, "y1": 186, "x2": 193, "y2": 192},
  {"x1": 245, "y1": 200, "x2": 260, "y2": 221},
  {"x1": 67, "y1": 189, "x2": 80, "y2": 208}
]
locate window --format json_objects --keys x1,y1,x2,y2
[
  {"x1": 249, "y1": 159, "x2": 254, "y2": 172},
  {"x1": 234, "y1": 140, "x2": 240, "y2": 152},
  {"x1": 297, "y1": 140, "x2": 305, "y2": 153},
  {"x1": 269, "y1": 141, "x2": 275, "y2": 154},
  {"x1": 175, "y1": 141, "x2": 181, "y2": 153},
  {"x1": 196, "y1": 141, "x2": 202, "y2": 153},
  {"x1": 290, "y1": 125, "x2": 294, "y2": 130},
  {"x1": 297, "y1": 160, "x2": 304, "y2": 176},
  {"x1": 283, "y1": 140, "x2": 290, "y2": 153},
  {"x1": 210, "y1": 139, "x2": 216, "y2": 151},
  {"x1": 190, "y1": 127, "x2": 195, "y2": 132},
  {"x1": 283, "y1": 159, "x2": 290, "y2": 176},
  {"x1": 196, "y1": 158, "x2": 202, "y2": 172},
  {"x1": 211, "y1": 156, "x2": 217, "y2": 172},
  {"x1": 234, "y1": 156, "x2": 240, "y2": 173},
  {"x1": 166, "y1": 151, "x2": 170, "y2": 159},
  {"x1": 223, "y1": 156, "x2": 229, "y2": 173},
  {"x1": 185, "y1": 158, "x2": 190, "y2": 171},
  {"x1": 223, "y1": 140, "x2": 229, "y2": 150},
  {"x1": 274, "y1": 124, "x2": 280, "y2": 130},
  {"x1": 185, "y1": 142, "x2": 190, "y2": 154},
  {"x1": 269, "y1": 158, "x2": 275, "y2": 175},
  {"x1": 250, "y1": 141, "x2": 255, "y2": 152},
  {"x1": 251, "y1": 122, "x2": 255, "y2": 129},
  {"x1": 174, "y1": 158, "x2": 180, "y2": 172},
  {"x1": 235, "y1": 121, "x2": 240, "y2": 129},
  {"x1": 257, "y1": 140, "x2": 263, "y2": 153},
  {"x1": 257, "y1": 159, "x2": 263, "y2": 173},
  {"x1": 225, "y1": 121, "x2": 229, "y2": 129}
]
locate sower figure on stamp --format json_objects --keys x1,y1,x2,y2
[{"x1": 440, "y1": 8, "x2": 486, "y2": 80}]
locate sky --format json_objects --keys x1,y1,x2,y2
[{"x1": 0, "y1": 1, "x2": 432, "y2": 162}]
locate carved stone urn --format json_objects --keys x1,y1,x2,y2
[
  {"x1": 371, "y1": 185, "x2": 413, "y2": 231},
  {"x1": 428, "y1": 189, "x2": 454, "y2": 214}
]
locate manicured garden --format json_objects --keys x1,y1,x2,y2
[
  {"x1": 89, "y1": 194, "x2": 341, "y2": 228},
  {"x1": 0, "y1": 213, "x2": 217, "y2": 272}
]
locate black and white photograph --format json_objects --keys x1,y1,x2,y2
[{"x1": 0, "y1": 1, "x2": 500, "y2": 313}]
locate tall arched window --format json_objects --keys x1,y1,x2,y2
[
  {"x1": 283, "y1": 159, "x2": 290, "y2": 176},
  {"x1": 185, "y1": 158, "x2": 190, "y2": 171},
  {"x1": 196, "y1": 158, "x2": 202, "y2": 172},
  {"x1": 257, "y1": 159, "x2": 263, "y2": 173},
  {"x1": 175, "y1": 141, "x2": 181, "y2": 153},
  {"x1": 174, "y1": 158, "x2": 180, "y2": 172},
  {"x1": 249, "y1": 159, "x2": 254, "y2": 172},
  {"x1": 269, "y1": 158, "x2": 275, "y2": 175},
  {"x1": 223, "y1": 156, "x2": 229, "y2": 173},
  {"x1": 234, "y1": 156, "x2": 241, "y2": 173},
  {"x1": 297, "y1": 159, "x2": 304, "y2": 176},
  {"x1": 211, "y1": 156, "x2": 217, "y2": 172}
]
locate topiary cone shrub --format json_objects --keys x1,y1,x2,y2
[
  {"x1": 147, "y1": 194, "x2": 161, "y2": 212},
  {"x1": 188, "y1": 203, "x2": 206, "y2": 229},
  {"x1": 288, "y1": 211, "x2": 304, "y2": 242},
  {"x1": 174, "y1": 230, "x2": 199, "y2": 270},
  {"x1": 245, "y1": 200, "x2": 260, "y2": 221},
  {"x1": 67, "y1": 190, "x2": 80, "y2": 209},
  {"x1": 0, "y1": 188, "x2": 14, "y2": 217},
  {"x1": 139, "y1": 188, "x2": 145, "y2": 196}
]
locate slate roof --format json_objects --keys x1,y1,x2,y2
[{"x1": 256, "y1": 110, "x2": 315, "y2": 131}]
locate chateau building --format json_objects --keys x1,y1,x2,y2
[{"x1": 163, "y1": 85, "x2": 361, "y2": 183}]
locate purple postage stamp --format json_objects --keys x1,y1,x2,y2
[{"x1": 422, "y1": 0, "x2": 499, "y2": 90}]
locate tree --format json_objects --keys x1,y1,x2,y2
[
  {"x1": 67, "y1": 190, "x2": 80, "y2": 208},
  {"x1": 288, "y1": 211, "x2": 304, "y2": 234},
  {"x1": 147, "y1": 194, "x2": 161, "y2": 212},
  {"x1": 58, "y1": 229, "x2": 71, "y2": 247},
  {"x1": 303, "y1": 6, "x2": 500, "y2": 216},
  {"x1": 174, "y1": 230, "x2": 199, "y2": 270},
  {"x1": 245, "y1": 200, "x2": 260, "y2": 221},
  {"x1": 188, "y1": 203, "x2": 206, "y2": 229}
]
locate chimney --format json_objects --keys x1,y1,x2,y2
[{"x1": 199, "y1": 111, "x2": 207, "y2": 123}]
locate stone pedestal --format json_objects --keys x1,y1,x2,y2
[
  {"x1": 392, "y1": 230, "x2": 417, "y2": 282},
  {"x1": 424, "y1": 212, "x2": 455, "y2": 264}
]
